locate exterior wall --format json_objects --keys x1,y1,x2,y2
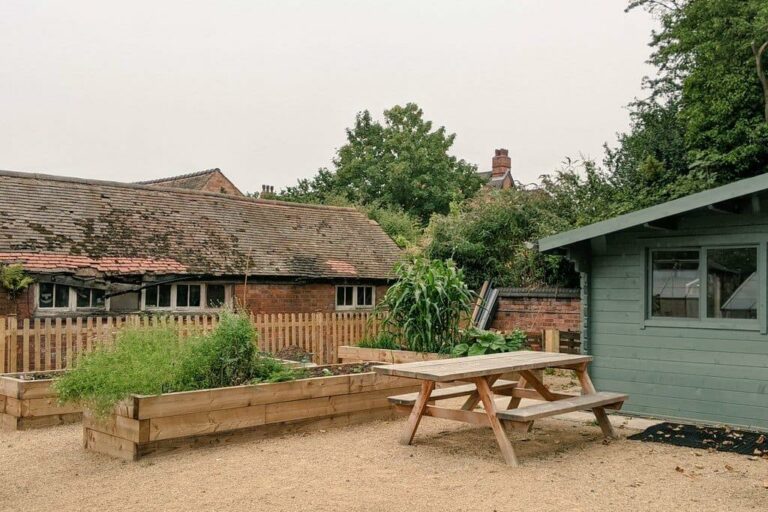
[
  {"x1": 489, "y1": 291, "x2": 580, "y2": 333},
  {"x1": 234, "y1": 282, "x2": 388, "y2": 314},
  {"x1": 586, "y1": 208, "x2": 768, "y2": 431},
  {"x1": 203, "y1": 172, "x2": 243, "y2": 196},
  {"x1": 0, "y1": 286, "x2": 33, "y2": 319}
]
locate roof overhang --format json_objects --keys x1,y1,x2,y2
[{"x1": 538, "y1": 173, "x2": 768, "y2": 253}]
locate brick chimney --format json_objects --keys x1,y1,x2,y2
[{"x1": 492, "y1": 148, "x2": 511, "y2": 178}]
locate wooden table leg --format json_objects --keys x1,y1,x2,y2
[
  {"x1": 575, "y1": 364, "x2": 617, "y2": 439},
  {"x1": 399, "y1": 380, "x2": 435, "y2": 445},
  {"x1": 474, "y1": 376, "x2": 519, "y2": 467},
  {"x1": 461, "y1": 374, "x2": 500, "y2": 411}
]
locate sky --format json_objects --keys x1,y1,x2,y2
[{"x1": 0, "y1": 1, "x2": 658, "y2": 194}]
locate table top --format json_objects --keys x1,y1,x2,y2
[{"x1": 373, "y1": 350, "x2": 592, "y2": 382}]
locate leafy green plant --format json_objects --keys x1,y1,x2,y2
[
  {"x1": 0, "y1": 264, "x2": 34, "y2": 298},
  {"x1": 357, "y1": 331, "x2": 402, "y2": 350},
  {"x1": 377, "y1": 257, "x2": 474, "y2": 353},
  {"x1": 55, "y1": 311, "x2": 298, "y2": 416},
  {"x1": 451, "y1": 328, "x2": 526, "y2": 358}
]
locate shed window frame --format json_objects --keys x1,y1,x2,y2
[
  {"x1": 643, "y1": 242, "x2": 764, "y2": 332},
  {"x1": 36, "y1": 283, "x2": 109, "y2": 313},
  {"x1": 141, "y1": 282, "x2": 232, "y2": 312},
  {"x1": 335, "y1": 285, "x2": 375, "y2": 311}
]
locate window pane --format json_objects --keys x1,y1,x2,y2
[
  {"x1": 189, "y1": 285, "x2": 201, "y2": 307},
  {"x1": 158, "y1": 285, "x2": 171, "y2": 307},
  {"x1": 207, "y1": 285, "x2": 226, "y2": 308},
  {"x1": 146, "y1": 286, "x2": 157, "y2": 307},
  {"x1": 76, "y1": 288, "x2": 90, "y2": 308},
  {"x1": 55, "y1": 285, "x2": 70, "y2": 308},
  {"x1": 651, "y1": 250, "x2": 700, "y2": 318},
  {"x1": 177, "y1": 285, "x2": 189, "y2": 307},
  {"x1": 92, "y1": 289, "x2": 106, "y2": 308},
  {"x1": 39, "y1": 283, "x2": 54, "y2": 308},
  {"x1": 357, "y1": 286, "x2": 373, "y2": 306},
  {"x1": 345, "y1": 287, "x2": 353, "y2": 306},
  {"x1": 707, "y1": 247, "x2": 757, "y2": 319},
  {"x1": 336, "y1": 287, "x2": 345, "y2": 306}
]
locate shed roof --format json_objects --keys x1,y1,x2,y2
[
  {"x1": 0, "y1": 170, "x2": 402, "y2": 279},
  {"x1": 539, "y1": 173, "x2": 768, "y2": 252}
]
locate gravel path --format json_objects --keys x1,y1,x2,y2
[{"x1": 1, "y1": 408, "x2": 765, "y2": 512}]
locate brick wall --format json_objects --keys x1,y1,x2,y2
[
  {"x1": 489, "y1": 288, "x2": 581, "y2": 333},
  {"x1": 0, "y1": 286, "x2": 33, "y2": 319},
  {"x1": 234, "y1": 282, "x2": 388, "y2": 314},
  {"x1": 204, "y1": 172, "x2": 243, "y2": 196}
]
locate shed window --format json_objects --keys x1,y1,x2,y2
[
  {"x1": 145, "y1": 284, "x2": 172, "y2": 308},
  {"x1": 207, "y1": 284, "x2": 226, "y2": 308},
  {"x1": 706, "y1": 247, "x2": 757, "y2": 319},
  {"x1": 336, "y1": 286, "x2": 374, "y2": 310},
  {"x1": 38, "y1": 283, "x2": 70, "y2": 309},
  {"x1": 651, "y1": 250, "x2": 700, "y2": 319},
  {"x1": 76, "y1": 288, "x2": 106, "y2": 308}
]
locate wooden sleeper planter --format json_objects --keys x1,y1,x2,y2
[
  {"x1": 337, "y1": 346, "x2": 447, "y2": 364},
  {"x1": 0, "y1": 371, "x2": 81, "y2": 430},
  {"x1": 83, "y1": 367, "x2": 420, "y2": 461}
]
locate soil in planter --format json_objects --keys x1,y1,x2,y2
[
  {"x1": 274, "y1": 345, "x2": 313, "y2": 363},
  {"x1": 301, "y1": 362, "x2": 377, "y2": 378},
  {"x1": 628, "y1": 422, "x2": 768, "y2": 457},
  {"x1": 7, "y1": 372, "x2": 59, "y2": 381}
]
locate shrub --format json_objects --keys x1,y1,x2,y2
[
  {"x1": 357, "y1": 331, "x2": 402, "y2": 350},
  {"x1": 450, "y1": 328, "x2": 526, "y2": 358},
  {"x1": 377, "y1": 257, "x2": 474, "y2": 353},
  {"x1": 55, "y1": 311, "x2": 297, "y2": 416}
]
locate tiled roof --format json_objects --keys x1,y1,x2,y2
[
  {"x1": 0, "y1": 171, "x2": 402, "y2": 279},
  {"x1": 136, "y1": 169, "x2": 244, "y2": 196}
]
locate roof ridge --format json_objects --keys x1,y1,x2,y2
[
  {"x1": 135, "y1": 168, "x2": 220, "y2": 185},
  {"x1": 0, "y1": 169, "x2": 361, "y2": 213}
]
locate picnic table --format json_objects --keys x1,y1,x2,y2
[{"x1": 373, "y1": 350, "x2": 627, "y2": 466}]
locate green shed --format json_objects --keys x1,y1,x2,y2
[{"x1": 539, "y1": 174, "x2": 768, "y2": 431}]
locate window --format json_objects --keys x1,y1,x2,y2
[
  {"x1": 706, "y1": 247, "x2": 757, "y2": 319},
  {"x1": 336, "y1": 285, "x2": 374, "y2": 310},
  {"x1": 38, "y1": 283, "x2": 70, "y2": 309},
  {"x1": 651, "y1": 250, "x2": 700, "y2": 318},
  {"x1": 143, "y1": 282, "x2": 229, "y2": 310},
  {"x1": 207, "y1": 284, "x2": 226, "y2": 308},
  {"x1": 648, "y1": 246, "x2": 759, "y2": 323},
  {"x1": 176, "y1": 284, "x2": 201, "y2": 308},
  {"x1": 145, "y1": 284, "x2": 172, "y2": 308},
  {"x1": 75, "y1": 287, "x2": 106, "y2": 308}
]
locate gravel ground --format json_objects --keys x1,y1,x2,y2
[{"x1": 1, "y1": 374, "x2": 766, "y2": 512}]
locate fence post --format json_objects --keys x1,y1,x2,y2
[
  {"x1": 543, "y1": 329, "x2": 560, "y2": 353},
  {"x1": 0, "y1": 316, "x2": 6, "y2": 373}
]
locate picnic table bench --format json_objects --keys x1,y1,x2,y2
[{"x1": 373, "y1": 351, "x2": 627, "y2": 466}]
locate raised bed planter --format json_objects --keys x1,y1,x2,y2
[
  {"x1": 0, "y1": 371, "x2": 81, "y2": 430},
  {"x1": 337, "y1": 346, "x2": 447, "y2": 364},
  {"x1": 83, "y1": 366, "x2": 420, "y2": 461}
]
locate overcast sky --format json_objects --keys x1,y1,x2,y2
[{"x1": 1, "y1": 1, "x2": 657, "y2": 194}]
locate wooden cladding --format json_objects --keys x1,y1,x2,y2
[{"x1": 0, "y1": 312, "x2": 382, "y2": 373}]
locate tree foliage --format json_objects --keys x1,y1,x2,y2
[{"x1": 280, "y1": 103, "x2": 484, "y2": 224}]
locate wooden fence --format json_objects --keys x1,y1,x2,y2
[{"x1": 0, "y1": 312, "x2": 381, "y2": 373}]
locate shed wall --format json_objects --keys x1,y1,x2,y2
[{"x1": 587, "y1": 209, "x2": 768, "y2": 431}]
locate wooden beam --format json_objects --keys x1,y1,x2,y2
[{"x1": 643, "y1": 217, "x2": 678, "y2": 231}]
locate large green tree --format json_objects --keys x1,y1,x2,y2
[{"x1": 280, "y1": 103, "x2": 484, "y2": 224}]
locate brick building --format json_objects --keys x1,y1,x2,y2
[
  {"x1": 137, "y1": 168, "x2": 244, "y2": 196},
  {"x1": 0, "y1": 170, "x2": 402, "y2": 320},
  {"x1": 476, "y1": 149, "x2": 515, "y2": 189}
]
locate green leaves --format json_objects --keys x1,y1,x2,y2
[
  {"x1": 377, "y1": 257, "x2": 474, "y2": 354},
  {"x1": 450, "y1": 328, "x2": 526, "y2": 358},
  {"x1": 0, "y1": 264, "x2": 34, "y2": 296}
]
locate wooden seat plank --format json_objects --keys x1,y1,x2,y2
[
  {"x1": 388, "y1": 380, "x2": 517, "y2": 406},
  {"x1": 496, "y1": 392, "x2": 627, "y2": 422}
]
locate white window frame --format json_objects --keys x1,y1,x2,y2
[
  {"x1": 141, "y1": 282, "x2": 233, "y2": 312},
  {"x1": 335, "y1": 285, "x2": 375, "y2": 311},
  {"x1": 35, "y1": 283, "x2": 110, "y2": 314}
]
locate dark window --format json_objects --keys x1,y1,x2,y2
[
  {"x1": 39, "y1": 283, "x2": 54, "y2": 308},
  {"x1": 336, "y1": 286, "x2": 354, "y2": 307},
  {"x1": 356, "y1": 286, "x2": 373, "y2": 307},
  {"x1": 76, "y1": 288, "x2": 90, "y2": 308},
  {"x1": 706, "y1": 247, "x2": 757, "y2": 319},
  {"x1": 207, "y1": 285, "x2": 226, "y2": 308},
  {"x1": 651, "y1": 250, "x2": 700, "y2": 318},
  {"x1": 146, "y1": 284, "x2": 172, "y2": 308},
  {"x1": 145, "y1": 285, "x2": 158, "y2": 307},
  {"x1": 39, "y1": 283, "x2": 70, "y2": 309},
  {"x1": 177, "y1": 285, "x2": 189, "y2": 307}
]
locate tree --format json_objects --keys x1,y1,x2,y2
[{"x1": 280, "y1": 103, "x2": 484, "y2": 224}]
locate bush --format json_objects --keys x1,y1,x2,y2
[
  {"x1": 377, "y1": 257, "x2": 474, "y2": 353},
  {"x1": 55, "y1": 311, "x2": 297, "y2": 416},
  {"x1": 450, "y1": 328, "x2": 526, "y2": 358},
  {"x1": 357, "y1": 331, "x2": 403, "y2": 350}
]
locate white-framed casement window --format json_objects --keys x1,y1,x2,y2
[
  {"x1": 142, "y1": 282, "x2": 232, "y2": 311},
  {"x1": 335, "y1": 285, "x2": 375, "y2": 310},
  {"x1": 37, "y1": 283, "x2": 108, "y2": 313},
  {"x1": 647, "y1": 245, "x2": 759, "y2": 326}
]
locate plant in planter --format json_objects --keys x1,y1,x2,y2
[
  {"x1": 450, "y1": 328, "x2": 526, "y2": 358},
  {"x1": 376, "y1": 257, "x2": 474, "y2": 354}
]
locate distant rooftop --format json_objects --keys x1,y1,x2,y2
[{"x1": 137, "y1": 168, "x2": 244, "y2": 196}]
